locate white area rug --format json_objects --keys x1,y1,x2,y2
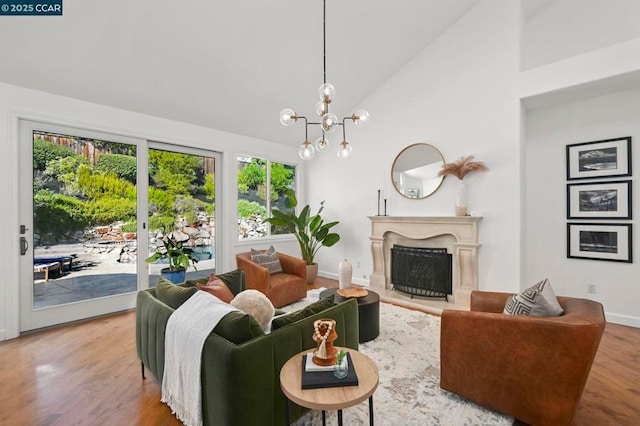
[{"x1": 290, "y1": 290, "x2": 513, "y2": 425}]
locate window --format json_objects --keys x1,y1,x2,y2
[{"x1": 237, "y1": 156, "x2": 296, "y2": 240}]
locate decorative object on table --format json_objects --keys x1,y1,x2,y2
[
  {"x1": 567, "y1": 223, "x2": 632, "y2": 262},
  {"x1": 278, "y1": 0, "x2": 369, "y2": 161},
  {"x1": 391, "y1": 143, "x2": 446, "y2": 199},
  {"x1": 145, "y1": 231, "x2": 198, "y2": 283},
  {"x1": 300, "y1": 352, "x2": 359, "y2": 389},
  {"x1": 265, "y1": 189, "x2": 340, "y2": 284},
  {"x1": 567, "y1": 180, "x2": 632, "y2": 220},
  {"x1": 337, "y1": 287, "x2": 368, "y2": 299},
  {"x1": 566, "y1": 136, "x2": 632, "y2": 180},
  {"x1": 333, "y1": 350, "x2": 348, "y2": 379},
  {"x1": 338, "y1": 259, "x2": 352, "y2": 289},
  {"x1": 312, "y1": 318, "x2": 338, "y2": 366},
  {"x1": 377, "y1": 189, "x2": 381, "y2": 216},
  {"x1": 438, "y1": 155, "x2": 488, "y2": 216}
]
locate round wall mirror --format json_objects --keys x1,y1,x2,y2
[{"x1": 391, "y1": 143, "x2": 445, "y2": 199}]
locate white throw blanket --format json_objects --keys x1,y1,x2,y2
[{"x1": 161, "y1": 291, "x2": 239, "y2": 426}]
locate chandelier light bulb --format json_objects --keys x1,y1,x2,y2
[
  {"x1": 314, "y1": 135, "x2": 329, "y2": 151},
  {"x1": 321, "y1": 113, "x2": 339, "y2": 133},
  {"x1": 336, "y1": 140, "x2": 352, "y2": 160},
  {"x1": 352, "y1": 109, "x2": 370, "y2": 126},
  {"x1": 279, "y1": 108, "x2": 297, "y2": 126},
  {"x1": 318, "y1": 83, "x2": 336, "y2": 102},
  {"x1": 298, "y1": 140, "x2": 316, "y2": 160},
  {"x1": 316, "y1": 100, "x2": 328, "y2": 117}
]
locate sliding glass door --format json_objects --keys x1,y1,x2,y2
[{"x1": 18, "y1": 122, "x2": 220, "y2": 331}]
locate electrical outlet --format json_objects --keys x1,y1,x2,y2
[{"x1": 587, "y1": 283, "x2": 597, "y2": 294}]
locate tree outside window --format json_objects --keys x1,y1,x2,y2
[{"x1": 237, "y1": 156, "x2": 296, "y2": 240}]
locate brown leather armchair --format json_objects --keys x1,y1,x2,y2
[
  {"x1": 440, "y1": 291, "x2": 606, "y2": 426},
  {"x1": 235, "y1": 251, "x2": 307, "y2": 308}
]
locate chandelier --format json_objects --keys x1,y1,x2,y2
[{"x1": 279, "y1": 0, "x2": 370, "y2": 160}]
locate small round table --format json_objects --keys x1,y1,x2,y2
[
  {"x1": 320, "y1": 288, "x2": 380, "y2": 342},
  {"x1": 280, "y1": 347, "x2": 379, "y2": 426}
]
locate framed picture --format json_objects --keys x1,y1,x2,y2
[
  {"x1": 566, "y1": 137, "x2": 631, "y2": 180},
  {"x1": 567, "y1": 180, "x2": 632, "y2": 219},
  {"x1": 567, "y1": 223, "x2": 632, "y2": 263}
]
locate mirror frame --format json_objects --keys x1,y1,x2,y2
[{"x1": 391, "y1": 143, "x2": 445, "y2": 199}]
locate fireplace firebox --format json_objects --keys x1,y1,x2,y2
[{"x1": 391, "y1": 245, "x2": 452, "y2": 299}]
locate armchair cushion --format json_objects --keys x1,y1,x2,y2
[
  {"x1": 251, "y1": 245, "x2": 283, "y2": 274},
  {"x1": 503, "y1": 278, "x2": 563, "y2": 317}
]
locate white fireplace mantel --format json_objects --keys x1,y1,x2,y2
[{"x1": 369, "y1": 216, "x2": 482, "y2": 307}]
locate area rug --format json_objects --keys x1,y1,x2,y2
[{"x1": 290, "y1": 291, "x2": 513, "y2": 425}]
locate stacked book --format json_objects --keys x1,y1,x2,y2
[{"x1": 301, "y1": 352, "x2": 359, "y2": 389}]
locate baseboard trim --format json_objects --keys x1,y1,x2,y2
[
  {"x1": 605, "y1": 312, "x2": 640, "y2": 328},
  {"x1": 0, "y1": 329, "x2": 6, "y2": 341}
]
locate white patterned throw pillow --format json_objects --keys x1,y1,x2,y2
[
  {"x1": 250, "y1": 245, "x2": 283, "y2": 274},
  {"x1": 503, "y1": 278, "x2": 564, "y2": 317}
]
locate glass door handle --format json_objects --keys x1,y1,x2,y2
[{"x1": 20, "y1": 236, "x2": 28, "y2": 255}]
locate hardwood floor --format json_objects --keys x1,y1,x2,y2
[{"x1": 1, "y1": 279, "x2": 638, "y2": 425}]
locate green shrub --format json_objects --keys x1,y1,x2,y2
[
  {"x1": 204, "y1": 173, "x2": 215, "y2": 200},
  {"x1": 95, "y1": 154, "x2": 137, "y2": 184},
  {"x1": 150, "y1": 216, "x2": 175, "y2": 233},
  {"x1": 121, "y1": 221, "x2": 137, "y2": 233},
  {"x1": 149, "y1": 187, "x2": 174, "y2": 216},
  {"x1": 44, "y1": 155, "x2": 90, "y2": 194},
  {"x1": 85, "y1": 196, "x2": 137, "y2": 225},
  {"x1": 237, "y1": 158, "x2": 266, "y2": 193},
  {"x1": 78, "y1": 168, "x2": 136, "y2": 200},
  {"x1": 33, "y1": 139, "x2": 75, "y2": 171},
  {"x1": 238, "y1": 199, "x2": 266, "y2": 219},
  {"x1": 33, "y1": 189, "x2": 88, "y2": 242}
]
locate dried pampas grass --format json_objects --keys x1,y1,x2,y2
[{"x1": 438, "y1": 155, "x2": 488, "y2": 180}]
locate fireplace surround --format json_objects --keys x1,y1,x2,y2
[{"x1": 369, "y1": 216, "x2": 481, "y2": 307}]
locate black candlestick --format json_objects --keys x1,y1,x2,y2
[
  {"x1": 377, "y1": 189, "x2": 381, "y2": 216},
  {"x1": 384, "y1": 199, "x2": 387, "y2": 216}
]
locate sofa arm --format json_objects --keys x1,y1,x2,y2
[
  {"x1": 136, "y1": 290, "x2": 173, "y2": 383},
  {"x1": 277, "y1": 252, "x2": 307, "y2": 280},
  {"x1": 440, "y1": 309, "x2": 603, "y2": 425},
  {"x1": 236, "y1": 253, "x2": 271, "y2": 292}
]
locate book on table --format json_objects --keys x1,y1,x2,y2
[{"x1": 301, "y1": 352, "x2": 359, "y2": 389}]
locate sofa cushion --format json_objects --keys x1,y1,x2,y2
[
  {"x1": 213, "y1": 311, "x2": 265, "y2": 344},
  {"x1": 251, "y1": 245, "x2": 283, "y2": 274},
  {"x1": 503, "y1": 278, "x2": 563, "y2": 316},
  {"x1": 155, "y1": 277, "x2": 198, "y2": 309},
  {"x1": 186, "y1": 268, "x2": 245, "y2": 296},
  {"x1": 231, "y1": 289, "x2": 275, "y2": 332},
  {"x1": 197, "y1": 276, "x2": 234, "y2": 303},
  {"x1": 271, "y1": 295, "x2": 335, "y2": 331}
]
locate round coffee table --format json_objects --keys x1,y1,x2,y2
[
  {"x1": 280, "y1": 347, "x2": 379, "y2": 425},
  {"x1": 320, "y1": 288, "x2": 380, "y2": 342}
]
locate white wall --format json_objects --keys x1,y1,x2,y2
[
  {"x1": 0, "y1": 82, "x2": 301, "y2": 340},
  {"x1": 523, "y1": 0, "x2": 640, "y2": 70},
  {"x1": 306, "y1": 0, "x2": 523, "y2": 292},
  {"x1": 525, "y1": 88, "x2": 640, "y2": 327}
]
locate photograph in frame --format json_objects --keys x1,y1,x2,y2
[
  {"x1": 567, "y1": 223, "x2": 632, "y2": 262},
  {"x1": 566, "y1": 137, "x2": 632, "y2": 180},
  {"x1": 567, "y1": 180, "x2": 632, "y2": 219}
]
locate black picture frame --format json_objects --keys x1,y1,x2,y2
[
  {"x1": 566, "y1": 137, "x2": 632, "y2": 180},
  {"x1": 567, "y1": 223, "x2": 632, "y2": 263},
  {"x1": 566, "y1": 180, "x2": 632, "y2": 220}
]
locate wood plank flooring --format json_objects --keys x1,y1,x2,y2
[{"x1": 0, "y1": 278, "x2": 638, "y2": 425}]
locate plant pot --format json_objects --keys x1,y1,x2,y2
[
  {"x1": 306, "y1": 263, "x2": 318, "y2": 284},
  {"x1": 160, "y1": 267, "x2": 186, "y2": 284}
]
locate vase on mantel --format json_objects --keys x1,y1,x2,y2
[
  {"x1": 455, "y1": 179, "x2": 467, "y2": 216},
  {"x1": 338, "y1": 259, "x2": 352, "y2": 289}
]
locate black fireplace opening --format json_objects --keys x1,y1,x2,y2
[{"x1": 391, "y1": 245, "x2": 452, "y2": 299}]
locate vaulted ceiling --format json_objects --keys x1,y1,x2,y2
[{"x1": 0, "y1": 0, "x2": 504, "y2": 145}]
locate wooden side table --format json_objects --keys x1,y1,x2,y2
[
  {"x1": 280, "y1": 347, "x2": 379, "y2": 426},
  {"x1": 320, "y1": 288, "x2": 380, "y2": 342}
]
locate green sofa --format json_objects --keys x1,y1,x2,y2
[{"x1": 136, "y1": 280, "x2": 359, "y2": 426}]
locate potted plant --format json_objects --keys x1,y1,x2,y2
[
  {"x1": 145, "y1": 232, "x2": 198, "y2": 284},
  {"x1": 265, "y1": 189, "x2": 340, "y2": 283}
]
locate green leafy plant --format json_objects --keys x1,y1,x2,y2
[
  {"x1": 336, "y1": 350, "x2": 347, "y2": 365},
  {"x1": 265, "y1": 189, "x2": 340, "y2": 265},
  {"x1": 145, "y1": 233, "x2": 198, "y2": 272}
]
